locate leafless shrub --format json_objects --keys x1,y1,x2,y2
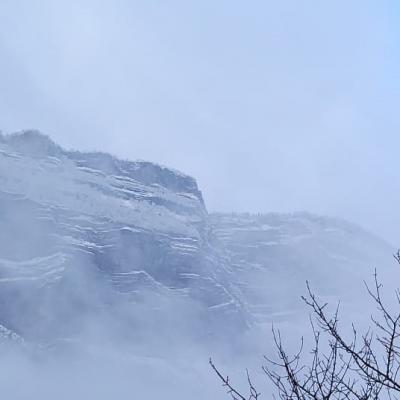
[{"x1": 211, "y1": 253, "x2": 400, "y2": 400}]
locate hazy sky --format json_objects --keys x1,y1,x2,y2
[{"x1": 0, "y1": 0, "x2": 399, "y2": 243}]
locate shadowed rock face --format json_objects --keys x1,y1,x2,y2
[
  {"x1": 0, "y1": 131, "x2": 393, "y2": 347},
  {"x1": 0, "y1": 130, "x2": 203, "y2": 202}
]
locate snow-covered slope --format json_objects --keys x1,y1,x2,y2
[
  {"x1": 210, "y1": 212, "x2": 394, "y2": 322},
  {"x1": 0, "y1": 131, "x2": 246, "y2": 343},
  {"x1": 0, "y1": 131, "x2": 394, "y2": 347}
]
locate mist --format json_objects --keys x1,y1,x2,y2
[{"x1": 0, "y1": 1, "x2": 399, "y2": 399}]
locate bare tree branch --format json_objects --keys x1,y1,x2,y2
[{"x1": 211, "y1": 252, "x2": 400, "y2": 400}]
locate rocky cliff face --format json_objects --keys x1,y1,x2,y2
[
  {"x1": 0, "y1": 131, "x2": 246, "y2": 344},
  {"x1": 0, "y1": 131, "x2": 394, "y2": 347}
]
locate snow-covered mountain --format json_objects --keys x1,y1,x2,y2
[
  {"x1": 210, "y1": 212, "x2": 394, "y2": 323},
  {"x1": 0, "y1": 131, "x2": 246, "y2": 344},
  {"x1": 0, "y1": 131, "x2": 394, "y2": 347}
]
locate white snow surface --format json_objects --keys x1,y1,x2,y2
[{"x1": 0, "y1": 131, "x2": 395, "y2": 353}]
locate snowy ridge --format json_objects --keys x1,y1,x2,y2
[
  {"x1": 210, "y1": 212, "x2": 394, "y2": 321},
  {"x1": 0, "y1": 131, "x2": 393, "y2": 346},
  {"x1": 0, "y1": 131, "x2": 247, "y2": 343}
]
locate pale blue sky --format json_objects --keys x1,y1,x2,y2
[{"x1": 0, "y1": 1, "x2": 399, "y2": 242}]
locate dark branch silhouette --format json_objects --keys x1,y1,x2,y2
[
  {"x1": 209, "y1": 358, "x2": 261, "y2": 400},
  {"x1": 211, "y1": 252, "x2": 400, "y2": 400}
]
